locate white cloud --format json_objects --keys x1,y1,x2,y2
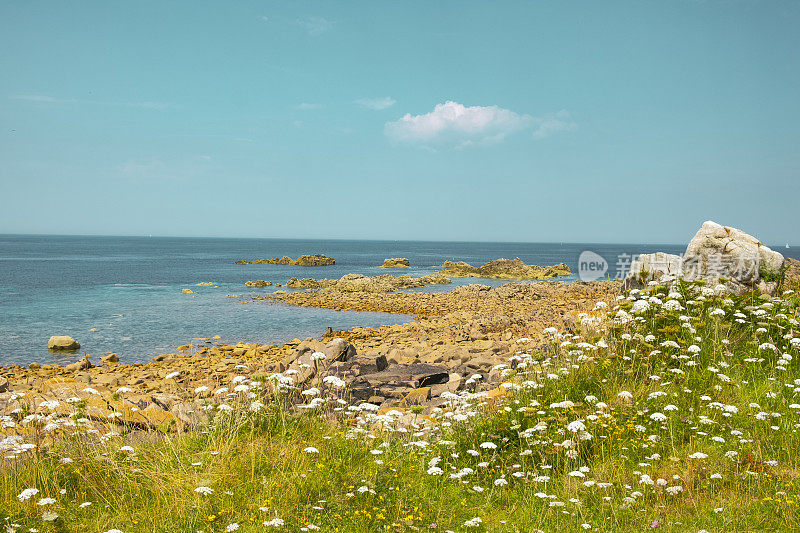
[
  {"x1": 296, "y1": 17, "x2": 333, "y2": 36},
  {"x1": 384, "y1": 101, "x2": 575, "y2": 147},
  {"x1": 10, "y1": 95, "x2": 170, "y2": 110},
  {"x1": 355, "y1": 97, "x2": 396, "y2": 110},
  {"x1": 296, "y1": 102, "x2": 323, "y2": 110},
  {"x1": 531, "y1": 110, "x2": 577, "y2": 139},
  {"x1": 384, "y1": 101, "x2": 532, "y2": 147},
  {"x1": 13, "y1": 95, "x2": 60, "y2": 102}
]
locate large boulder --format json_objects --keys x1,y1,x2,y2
[
  {"x1": 622, "y1": 221, "x2": 787, "y2": 295},
  {"x1": 48, "y1": 336, "x2": 80, "y2": 351},
  {"x1": 682, "y1": 221, "x2": 785, "y2": 294}
]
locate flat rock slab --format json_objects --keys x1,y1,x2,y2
[{"x1": 361, "y1": 364, "x2": 449, "y2": 388}]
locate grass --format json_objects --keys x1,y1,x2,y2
[{"x1": 2, "y1": 280, "x2": 800, "y2": 532}]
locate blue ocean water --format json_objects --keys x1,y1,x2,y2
[{"x1": 1, "y1": 235, "x2": 796, "y2": 367}]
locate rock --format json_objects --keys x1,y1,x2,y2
[
  {"x1": 402, "y1": 387, "x2": 431, "y2": 405},
  {"x1": 240, "y1": 254, "x2": 335, "y2": 266},
  {"x1": 622, "y1": 222, "x2": 787, "y2": 295},
  {"x1": 29, "y1": 362, "x2": 41, "y2": 370},
  {"x1": 294, "y1": 254, "x2": 335, "y2": 266},
  {"x1": 48, "y1": 335, "x2": 80, "y2": 351},
  {"x1": 374, "y1": 383, "x2": 416, "y2": 399},
  {"x1": 782, "y1": 258, "x2": 800, "y2": 292},
  {"x1": 348, "y1": 380, "x2": 375, "y2": 402},
  {"x1": 181, "y1": 288, "x2": 194, "y2": 294},
  {"x1": 0, "y1": 377, "x2": 7, "y2": 393},
  {"x1": 361, "y1": 364, "x2": 450, "y2": 388},
  {"x1": 350, "y1": 354, "x2": 389, "y2": 375},
  {"x1": 439, "y1": 258, "x2": 570, "y2": 279},
  {"x1": 382, "y1": 258, "x2": 410, "y2": 268},
  {"x1": 245, "y1": 280, "x2": 273, "y2": 287},
  {"x1": 322, "y1": 338, "x2": 356, "y2": 362},
  {"x1": 682, "y1": 221, "x2": 785, "y2": 294},
  {"x1": 100, "y1": 353, "x2": 119, "y2": 365},
  {"x1": 469, "y1": 328, "x2": 488, "y2": 341},
  {"x1": 623, "y1": 252, "x2": 683, "y2": 290},
  {"x1": 432, "y1": 373, "x2": 463, "y2": 395}
]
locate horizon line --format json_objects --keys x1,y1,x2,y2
[{"x1": 0, "y1": 232, "x2": 707, "y2": 248}]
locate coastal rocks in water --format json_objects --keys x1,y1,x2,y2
[
  {"x1": 48, "y1": 335, "x2": 80, "y2": 351},
  {"x1": 181, "y1": 288, "x2": 194, "y2": 294},
  {"x1": 682, "y1": 221, "x2": 784, "y2": 294},
  {"x1": 623, "y1": 252, "x2": 683, "y2": 290},
  {"x1": 236, "y1": 254, "x2": 335, "y2": 266},
  {"x1": 286, "y1": 273, "x2": 451, "y2": 293},
  {"x1": 439, "y1": 258, "x2": 571, "y2": 280},
  {"x1": 382, "y1": 258, "x2": 410, "y2": 268},
  {"x1": 245, "y1": 280, "x2": 273, "y2": 287}
]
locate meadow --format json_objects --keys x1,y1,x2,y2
[{"x1": 2, "y1": 278, "x2": 799, "y2": 532}]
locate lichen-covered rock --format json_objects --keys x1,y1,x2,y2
[
  {"x1": 382, "y1": 258, "x2": 410, "y2": 268},
  {"x1": 48, "y1": 336, "x2": 80, "y2": 351},
  {"x1": 439, "y1": 258, "x2": 570, "y2": 280},
  {"x1": 682, "y1": 221, "x2": 785, "y2": 294}
]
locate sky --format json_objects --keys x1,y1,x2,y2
[{"x1": 1, "y1": 1, "x2": 798, "y2": 244}]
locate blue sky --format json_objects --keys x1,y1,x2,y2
[{"x1": 1, "y1": 1, "x2": 798, "y2": 244}]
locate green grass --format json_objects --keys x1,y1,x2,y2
[{"x1": 2, "y1": 281, "x2": 800, "y2": 532}]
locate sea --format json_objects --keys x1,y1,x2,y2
[{"x1": 1, "y1": 235, "x2": 797, "y2": 367}]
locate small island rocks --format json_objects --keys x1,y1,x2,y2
[
  {"x1": 439, "y1": 257, "x2": 571, "y2": 280},
  {"x1": 234, "y1": 254, "x2": 335, "y2": 266},
  {"x1": 382, "y1": 258, "x2": 410, "y2": 268},
  {"x1": 285, "y1": 273, "x2": 451, "y2": 293},
  {"x1": 245, "y1": 280, "x2": 273, "y2": 287}
]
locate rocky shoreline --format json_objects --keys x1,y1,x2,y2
[{"x1": 0, "y1": 279, "x2": 618, "y2": 433}]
